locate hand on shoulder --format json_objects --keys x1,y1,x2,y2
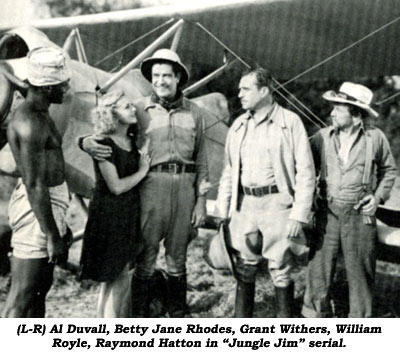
[{"x1": 82, "y1": 134, "x2": 112, "y2": 161}]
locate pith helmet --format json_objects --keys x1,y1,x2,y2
[
  {"x1": 140, "y1": 48, "x2": 189, "y2": 87},
  {"x1": 204, "y1": 223, "x2": 234, "y2": 273}
]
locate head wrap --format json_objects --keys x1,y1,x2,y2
[{"x1": 27, "y1": 47, "x2": 71, "y2": 87}]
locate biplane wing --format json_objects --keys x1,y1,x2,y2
[{"x1": 1, "y1": 0, "x2": 400, "y2": 82}]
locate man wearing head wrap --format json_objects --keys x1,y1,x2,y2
[
  {"x1": 302, "y1": 82, "x2": 397, "y2": 318},
  {"x1": 80, "y1": 49, "x2": 208, "y2": 317},
  {"x1": 2, "y1": 47, "x2": 72, "y2": 318}
]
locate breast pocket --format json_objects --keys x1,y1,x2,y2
[
  {"x1": 348, "y1": 160, "x2": 366, "y2": 182},
  {"x1": 174, "y1": 115, "x2": 197, "y2": 159},
  {"x1": 354, "y1": 162, "x2": 366, "y2": 174}
]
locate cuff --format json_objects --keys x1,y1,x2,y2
[
  {"x1": 76, "y1": 135, "x2": 89, "y2": 152},
  {"x1": 374, "y1": 193, "x2": 385, "y2": 205},
  {"x1": 289, "y1": 209, "x2": 309, "y2": 224}
]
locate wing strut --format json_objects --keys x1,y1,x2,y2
[
  {"x1": 170, "y1": 21, "x2": 184, "y2": 51},
  {"x1": 63, "y1": 28, "x2": 88, "y2": 64},
  {"x1": 75, "y1": 28, "x2": 88, "y2": 64},
  {"x1": 183, "y1": 59, "x2": 237, "y2": 96}
]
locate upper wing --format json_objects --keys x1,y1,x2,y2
[{"x1": 1, "y1": 0, "x2": 399, "y2": 80}]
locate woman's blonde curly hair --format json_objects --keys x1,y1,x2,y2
[{"x1": 91, "y1": 90, "x2": 125, "y2": 135}]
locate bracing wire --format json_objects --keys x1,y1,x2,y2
[
  {"x1": 94, "y1": 18, "x2": 175, "y2": 66},
  {"x1": 279, "y1": 14, "x2": 400, "y2": 88},
  {"x1": 191, "y1": 20, "x2": 325, "y2": 129}
]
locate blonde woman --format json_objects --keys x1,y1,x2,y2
[{"x1": 79, "y1": 91, "x2": 150, "y2": 317}]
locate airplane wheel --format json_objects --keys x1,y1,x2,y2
[
  {"x1": 0, "y1": 71, "x2": 13, "y2": 127},
  {"x1": 0, "y1": 224, "x2": 11, "y2": 276}
]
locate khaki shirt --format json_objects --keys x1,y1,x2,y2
[
  {"x1": 311, "y1": 123, "x2": 397, "y2": 204},
  {"x1": 133, "y1": 96, "x2": 209, "y2": 196},
  {"x1": 217, "y1": 103, "x2": 315, "y2": 223},
  {"x1": 240, "y1": 109, "x2": 276, "y2": 187}
]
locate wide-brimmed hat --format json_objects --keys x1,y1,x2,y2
[
  {"x1": 322, "y1": 81, "x2": 378, "y2": 118},
  {"x1": 140, "y1": 48, "x2": 189, "y2": 86},
  {"x1": 27, "y1": 47, "x2": 71, "y2": 87},
  {"x1": 203, "y1": 223, "x2": 234, "y2": 274}
]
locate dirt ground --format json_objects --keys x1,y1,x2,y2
[
  {"x1": 1, "y1": 181, "x2": 400, "y2": 318},
  {"x1": 1, "y1": 228, "x2": 400, "y2": 318}
]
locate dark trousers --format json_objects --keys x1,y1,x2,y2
[
  {"x1": 134, "y1": 172, "x2": 196, "y2": 279},
  {"x1": 302, "y1": 202, "x2": 377, "y2": 318}
]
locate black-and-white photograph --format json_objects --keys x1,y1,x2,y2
[{"x1": 0, "y1": 0, "x2": 400, "y2": 321}]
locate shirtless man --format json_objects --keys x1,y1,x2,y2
[{"x1": 1, "y1": 47, "x2": 71, "y2": 317}]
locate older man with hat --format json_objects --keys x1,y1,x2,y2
[
  {"x1": 81, "y1": 49, "x2": 208, "y2": 317},
  {"x1": 2, "y1": 47, "x2": 71, "y2": 317},
  {"x1": 302, "y1": 82, "x2": 397, "y2": 318}
]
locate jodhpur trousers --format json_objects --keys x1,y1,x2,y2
[
  {"x1": 302, "y1": 201, "x2": 377, "y2": 317},
  {"x1": 134, "y1": 172, "x2": 196, "y2": 279},
  {"x1": 229, "y1": 192, "x2": 295, "y2": 287}
]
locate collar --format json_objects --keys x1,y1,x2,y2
[
  {"x1": 235, "y1": 102, "x2": 282, "y2": 131},
  {"x1": 145, "y1": 90, "x2": 187, "y2": 111},
  {"x1": 251, "y1": 102, "x2": 277, "y2": 125},
  {"x1": 328, "y1": 120, "x2": 368, "y2": 136}
]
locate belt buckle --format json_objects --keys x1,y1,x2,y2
[
  {"x1": 168, "y1": 163, "x2": 179, "y2": 174},
  {"x1": 254, "y1": 187, "x2": 262, "y2": 197}
]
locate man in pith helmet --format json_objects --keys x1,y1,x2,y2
[{"x1": 81, "y1": 49, "x2": 209, "y2": 317}]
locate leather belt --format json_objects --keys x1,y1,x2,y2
[
  {"x1": 150, "y1": 163, "x2": 196, "y2": 174},
  {"x1": 241, "y1": 185, "x2": 279, "y2": 197}
]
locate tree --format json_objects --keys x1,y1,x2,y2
[{"x1": 42, "y1": 0, "x2": 144, "y2": 17}]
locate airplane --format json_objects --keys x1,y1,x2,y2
[{"x1": 0, "y1": 0, "x2": 400, "y2": 272}]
